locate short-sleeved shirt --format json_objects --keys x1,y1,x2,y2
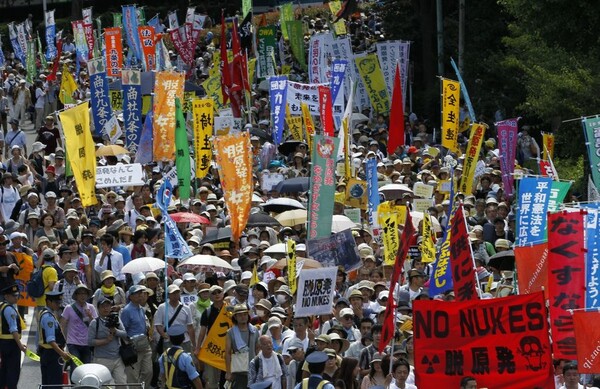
[
  {"x1": 2, "y1": 303, "x2": 19, "y2": 333},
  {"x1": 39, "y1": 310, "x2": 60, "y2": 344},
  {"x1": 121, "y1": 302, "x2": 148, "y2": 337},
  {"x1": 153, "y1": 303, "x2": 193, "y2": 343},
  {"x1": 62, "y1": 302, "x2": 97, "y2": 346},
  {"x1": 158, "y1": 346, "x2": 200, "y2": 381},
  {"x1": 36, "y1": 264, "x2": 58, "y2": 307},
  {"x1": 200, "y1": 304, "x2": 220, "y2": 329}
]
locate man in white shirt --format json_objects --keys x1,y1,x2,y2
[
  {"x1": 94, "y1": 234, "x2": 124, "y2": 283},
  {"x1": 153, "y1": 284, "x2": 196, "y2": 353},
  {"x1": 0, "y1": 173, "x2": 18, "y2": 224}
]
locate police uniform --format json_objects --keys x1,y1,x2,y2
[
  {"x1": 38, "y1": 290, "x2": 66, "y2": 385},
  {"x1": 158, "y1": 325, "x2": 200, "y2": 389},
  {"x1": 0, "y1": 284, "x2": 24, "y2": 389},
  {"x1": 294, "y1": 352, "x2": 335, "y2": 389}
]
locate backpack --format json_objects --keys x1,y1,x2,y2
[
  {"x1": 27, "y1": 265, "x2": 50, "y2": 298},
  {"x1": 252, "y1": 353, "x2": 285, "y2": 375},
  {"x1": 7, "y1": 81, "x2": 15, "y2": 98}
]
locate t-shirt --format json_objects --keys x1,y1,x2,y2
[
  {"x1": 36, "y1": 126, "x2": 61, "y2": 154},
  {"x1": 36, "y1": 264, "x2": 58, "y2": 307},
  {"x1": 62, "y1": 302, "x2": 97, "y2": 346}
]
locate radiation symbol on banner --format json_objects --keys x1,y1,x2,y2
[{"x1": 421, "y1": 355, "x2": 440, "y2": 374}]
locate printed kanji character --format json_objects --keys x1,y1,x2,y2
[
  {"x1": 471, "y1": 347, "x2": 490, "y2": 375},
  {"x1": 444, "y1": 350, "x2": 464, "y2": 376},
  {"x1": 495, "y1": 347, "x2": 516, "y2": 374}
]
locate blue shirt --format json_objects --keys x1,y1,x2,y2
[
  {"x1": 158, "y1": 346, "x2": 200, "y2": 381},
  {"x1": 294, "y1": 375, "x2": 335, "y2": 389},
  {"x1": 2, "y1": 303, "x2": 18, "y2": 333},
  {"x1": 120, "y1": 302, "x2": 147, "y2": 337},
  {"x1": 40, "y1": 311, "x2": 59, "y2": 343},
  {"x1": 115, "y1": 244, "x2": 131, "y2": 266}
]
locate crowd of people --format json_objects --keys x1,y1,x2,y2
[{"x1": 0, "y1": 3, "x2": 591, "y2": 389}]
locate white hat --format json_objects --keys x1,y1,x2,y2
[
  {"x1": 31, "y1": 142, "x2": 46, "y2": 153},
  {"x1": 378, "y1": 291, "x2": 389, "y2": 300},
  {"x1": 223, "y1": 279, "x2": 236, "y2": 293},
  {"x1": 231, "y1": 258, "x2": 241, "y2": 272},
  {"x1": 339, "y1": 307, "x2": 354, "y2": 317},
  {"x1": 183, "y1": 273, "x2": 196, "y2": 282},
  {"x1": 240, "y1": 271, "x2": 252, "y2": 281},
  {"x1": 260, "y1": 255, "x2": 273, "y2": 267}
]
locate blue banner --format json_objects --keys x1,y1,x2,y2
[
  {"x1": 122, "y1": 5, "x2": 143, "y2": 64},
  {"x1": 156, "y1": 180, "x2": 193, "y2": 259},
  {"x1": 585, "y1": 204, "x2": 600, "y2": 308},
  {"x1": 45, "y1": 10, "x2": 57, "y2": 60},
  {"x1": 330, "y1": 59, "x2": 347, "y2": 104},
  {"x1": 147, "y1": 14, "x2": 160, "y2": 30},
  {"x1": 122, "y1": 69, "x2": 143, "y2": 154},
  {"x1": 135, "y1": 109, "x2": 153, "y2": 164},
  {"x1": 450, "y1": 57, "x2": 475, "y2": 122},
  {"x1": 0, "y1": 41, "x2": 5, "y2": 68},
  {"x1": 366, "y1": 158, "x2": 379, "y2": 226},
  {"x1": 516, "y1": 177, "x2": 552, "y2": 246},
  {"x1": 269, "y1": 75, "x2": 288, "y2": 145},
  {"x1": 8, "y1": 24, "x2": 25, "y2": 64},
  {"x1": 88, "y1": 58, "x2": 114, "y2": 137}
]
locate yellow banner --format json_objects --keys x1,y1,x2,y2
[
  {"x1": 14, "y1": 252, "x2": 35, "y2": 307},
  {"x1": 248, "y1": 58, "x2": 257, "y2": 85},
  {"x1": 301, "y1": 102, "x2": 314, "y2": 152},
  {"x1": 459, "y1": 123, "x2": 486, "y2": 194},
  {"x1": 355, "y1": 54, "x2": 390, "y2": 114},
  {"x1": 286, "y1": 106, "x2": 303, "y2": 141},
  {"x1": 202, "y1": 72, "x2": 226, "y2": 111},
  {"x1": 287, "y1": 240, "x2": 297, "y2": 295},
  {"x1": 542, "y1": 132, "x2": 555, "y2": 160},
  {"x1": 193, "y1": 98, "x2": 214, "y2": 178},
  {"x1": 345, "y1": 178, "x2": 367, "y2": 210},
  {"x1": 197, "y1": 305, "x2": 232, "y2": 370},
  {"x1": 59, "y1": 65, "x2": 77, "y2": 104},
  {"x1": 420, "y1": 213, "x2": 437, "y2": 263},
  {"x1": 153, "y1": 72, "x2": 185, "y2": 161},
  {"x1": 378, "y1": 202, "x2": 407, "y2": 265},
  {"x1": 59, "y1": 103, "x2": 97, "y2": 207},
  {"x1": 441, "y1": 78, "x2": 460, "y2": 153},
  {"x1": 328, "y1": 1, "x2": 347, "y2": 35},
  {"x1": 214, "y1": 132, "x2": 253, "y2": 242},
  {"x1": 250, "y1": 263, "x2": 259, "y2": 287},
  {"x1": 110, "y1": 91, "x2": 153, "y2": 115}
]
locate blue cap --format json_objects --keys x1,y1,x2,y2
[
  {"x1": 167, "y1": 325, "x2": 186, "y2": 337},
  {"x1": 128, "y1": 285, "x2": 146, "y2": 295},
  {"x1": 306, "y1": 351, "x2": 328, "y2": 364},
  {"x1": 249, "y1": 382, "x2": 272, "y2": 389}
]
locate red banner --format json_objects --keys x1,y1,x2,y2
[
  {"x1": 138, "y1": 26, "x2": 156, "y2": 71},
  {"x1": 449, "y1": 206, "x2": 477, "y2": 301},
  {"x1": 388, "y1": 63, "x2": 405, "y2": 154},
  {"x1": 515, "y1": 243, "x2": 548, "y2": 297},
  {"x1": 319, "y1": 85, "x2": 334, "y2": 137},
  {"x1": 83, "y1": 22, "x2": 94, "y2": 59},
  {"x1": 185, "y1": 22, "x2": 194, "y2": 54},
  {"x1": 105, "y1": 28, "x2": 122, "y2": 77},
  {"x1": 574, "y1": 311, "x2": 600, "y2": 373},
  {"x1": 539, "y1": 160, "x2": 557, "y2": 179},
  {"x1": 548, "y1": 210, "x2": 586, "y2": 360},
  {"x1": 413, "y1": 292, "x2": 554, "y2": 389},
  {"x1": 169, "y1": 25, "x2": 193, "y2": 65}
]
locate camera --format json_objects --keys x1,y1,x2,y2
[{"x1": 105, "y1": 312, "x2": 120, "y2": 329}]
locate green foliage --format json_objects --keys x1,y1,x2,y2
[{"x1": 553, "y1": 155, "x2": 585, "y2": 196}]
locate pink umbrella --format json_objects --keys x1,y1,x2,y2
[{"x1": 169, "y1": 212, "x2": 210, "y2": 224}]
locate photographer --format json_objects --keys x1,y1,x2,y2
[{"x1": 87, "y1": 296, "x2": 128, "y2": 385}]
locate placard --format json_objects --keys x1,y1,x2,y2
[
  {"x1": 294, "y1": 267, "x2": 337, "y2": 317},
  {"x1": 96, "y1": 163, "x2": 145, "y2": 188},
  {"x1": 413, "y1": 182, "x2": 434, "y2": 199}
]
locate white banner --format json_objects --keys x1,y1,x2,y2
[
  {"x1": 82, "y1": 7, "x2": 93, "y2": 24},
  {"x1": 376, "y1": 41, "x2": 410, "y2": 107},
  {"x1": 287, "y1": 81, "x2": 343, "y2": 115},
  {"x1": 96, "y1": 163, "x2": 144, "y2": 188},
  {"x1": 214, "y1": 116, "x2": 242, "y2": 136},
  {"x1": 15, "y1": 23, "x2": 27, "y2": 55},
  {"x1": 295, "y1": 267, "x2": 337, "y2": 317},
  {"x1": 308, "y1": 32, "x2": 334, "y2": 85}
]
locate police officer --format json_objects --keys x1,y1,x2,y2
[
  {"x1": 294, "y1": 352, "x2": 335, "y2": 389},
  {"x1": 159, "y1": 325, "x2": 203, "y2": 389},
  {"x1": 38, "y1": 290, "x2": 71, "y2": 386},
  {"x1": 0, "y1": 284, "x2": 26, "y2": 389}
]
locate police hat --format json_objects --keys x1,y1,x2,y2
[
  {"x1": 249, "y1": 382, "x2": 273, "y2": 389},
  {"x1": 306, "y1": 351, "x2": 328, "y2": 364},
  {"x1": 1, "y1": 284, "x2": 19, "y2": 295},
  {"x1": 167, "y1": 325, "x2": 186, "y2": 337},
  {"x1": 45, "y1": 290, "x2": 63, "y2": 301}
]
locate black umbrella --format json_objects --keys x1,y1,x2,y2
[
  {"x1": 275, "y1": 177, "x2": 310, "y2": 193},
  {"x1": 200, "y1": 226, "x2": 232, "y2": 245},
  {"x1": 262, "y1": 198, "x2": 306, "y2": 213},
  {"x1": 250, "y1": 127, "x2": 271, "y2": 141},
  {"x1": 487, "y1": 250, "x2": 515, "y2": 271},
  {"x1": 246, "y1": 212, "x2": 281, "y2": 227},
  {"x1": 278, "y1": 140, "x2": 308, "y2": 156}
]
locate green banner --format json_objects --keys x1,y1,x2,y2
[
  {"x1": 26, "y1": 40, "x2": 36, "y2": 84},
  {"x1": 307, "y1": 135, "x2": 340, "y2": 239},
  {"x1": 242, "y1": 0, "x2": 253, "y2": 19},
  {"x1": 257, "y1": 26, "x2": 277, "y2": 79},
  {"x1": 37, "y1": 36, "x2": 47, "y2": 69},
  {"x1": 137, "y1": 7, "x2": 146, "y2": 25},
  {"x1": 175, "y1": 98, "x2": 191, "y2": 201},
  {"x1": 584, "y1": 117, "x2": 600, "y2": 191},
  {"x1": 287, "y1": 21, "x2": 306, "y2": 71},
  {"x1": 113, "y1": 13, "x2": 123, "y2": 28},
  {"x1": 280, "y1": 2, "x2": 294, "y2": 40},
  {"x1": 548, "y1": 180, "x2": 572, "y2": 212}
]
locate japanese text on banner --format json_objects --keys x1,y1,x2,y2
[
  {"x1": 193, "y1": 98, "x2": 214, "y2": 178},
  {"x1": 355, "y1": 53, "x2": 390, "y2": 114},
  {"x1": 122, "y1": 69, "x2": 142, "y2": 154},
  {"x1": 441, "y1": 78, "x2": 460, "y2": 153},
  {"x1": 153, "y1": 71, "x2": 184, "y2": 160}
]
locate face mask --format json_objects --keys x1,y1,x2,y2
[
  {"x1": 256, "y1": 309, "x2": 266, "y2": 317},
  {"x1": 276, "y1": 295, "x2": 287, "y2": 304}
]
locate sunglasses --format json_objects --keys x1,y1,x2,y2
[
  {"x1": 328, "y1": 356, "x2": 336, "y2": 360},
  {"x1": 343, "y1": 315, "x2": 354, "y2": 320},
  {"x1": 211, "y1": 291, "x2": 222, "y2": 295}
]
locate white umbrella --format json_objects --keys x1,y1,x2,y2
[
  {"x1": 177, "y1": 254, "x2": 233, "y2": 272},
  {"x1": 121, "y1": 257, "x2": 166, "y2": 274},
  {"x1": 275, "y1": 209, "x2": 308, "y2": 227},
  {"x1": 410, "y1": 212, "x2": 442, "y2": 233},
  {"x1": 332, "y1": 215, "x2": 359, "y2": 233},
  {"x1": 379, "y1": 183, "x2": 414, "y2": 200},
  {"x1": 264, "y1": 243, "x2": 287, "y2": 255},
  {"x1": 252, "y1": 193, "x2": 265, "y2": 204}
]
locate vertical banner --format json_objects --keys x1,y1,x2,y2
[
  {"x1": 269, "y1": 76, "x2": 288, "y2": 145},
  {"x1": 242, "y1": 0, "x2": 252, "y2": 18},
  {"x1": 257, "y1": 26, "x2": 276, "y2": 79},
  {"x1": 496, "y1": 118, "x2": 520, "y2": 197},
  {"x1": 287, "y1": 240, "x2": 297, "y2": 295},
  {"x1": 169, "y1": 25, "x2": 193, "y2": 65},
  {"x1": 441, "y1": 78, "x2": 460, "y2": 153},
  {"x1": 167, "y1": 11, "x2": 179, "y2": 29},
  {"x1": 8, "y1": 23, "x2": 25, "y2": 64},
  {"x1": 330, "y1": 60, "x2": 347, "y2": 103},
  {"x1": 355, "y1": 53, "x2": 390, "y2": 114},
  {"x1": 413, "y1": 292, "x2": 554, "y2": 388},
  {"x1": 122, "y1": 69, "x2": 142, "y2": 154},
  {"x1": 542, "y1": 132, "x2": 555, "y2": 160},
  {"x1": 88, "y1": 57, "x2": 115, "y2": 138},
  {"x1": 379, "y1": 209, "x2": 398, "y2": 266},
  {"x1": 71, "y1": 21, "x2": 88, "y2": 63},
  {"x1": 328, "y1": 1, "x2": 347, "y2": 35},
  {"x1": 449, "y1": 206, "x2": 477, "y2": 301},
  {"x1": 548, "y1": 181, "x2": 571, "y2": 212},
  {"x1": 58, "y1": 103, "x2": 98, "y2": 207},
  {"x1": 193, "y1": 98, "x2": 214, "y2": 178},
  {"x1": 104, "y1": 28, "x2": 123, "y2": 77},
  {"x1": 214, "y1": 132, "x2": 253, "y2": 242},
  {"x1": 318, "y1": 86, "x2": 334, "y2": 137},
  {"x1": 388, "y1": 63, "x2": 405, "y2": 155},
  {"x1": 547, "y1": 210, "x2": 585, "y2": 360},
  {"x1": 583, "y1": 117, "x2": 600, "y2": 190},
  {"x1": 287, "y1": 21, "x2": 306, "y2": 71},
  {"x1": 45, "y1": 10, "x2": 57, "y2": 60},
  {"x1": 197, "y1": 305, "x2": 232, "y2": 370},
  {"x1": 308, "y1": 135, "x2": 340, "y2": 239},
  {"x1": 280, "y1": 2, "x2": 294, "y2": 41},
  {"x1": 308, "y1": 33, "x2": 334, "y2": 84},
  {"x1": 585, "y1": 205, "x2": 600, "y2": 308},
  {"x1": 135, "y1": 109, "x2": 153, "y2": 164},
  {"x1": 156, "y1": 180, "x2": 193, "y2": 258},
  {"x1": 421, "y1": 213, "x2": 437, "y2": 263},
  {"x1": 137, "y1": 26, "x2": 156, "y2": 71},
  {"x1": 366, "y1": 158, "x2": 379, "y2": 230},
  {"x1": 174, "y1": 98, "x2": 191, "y2": 201},
  {"x1": 459, "y1": 123, "x2": 486, "y2": 194},
  {"x1": 294, "y1": 267, "x2": 337, "y2": 317},
  {"x1": 122, "y1": 5, "x2": 142, "y2": 63},
  {"x1": 83, "y1": 22, "x2": 95, "y2": 59},
  {"x1": 574, "y1": 311, "x2": 600, "y2": 373},
  {"x1": 302, "y1": 102, "x2": 315, "y2": 152},
  {"x1": 286, "y1": 106, "x2": 303, "y2": 141},
  {"x1": 376, "y1": 41, "x2": 410, "y2": 105},
  {"x1": 515, "y1": 243, "x2": 549, "y2": 296},
  {"x1": 429, "y1": 174, "x2": 456, "y2": 296},
  {"x1": 25, "y1": 40, "x2": 35, "y2": 85},
  {"x1": 15, "y1": 23, "x2": 27, "y2": 59},
  {"x1": 153, "y1": 71, "x2": 185, "y2": 161},
  {"x1": 516, "y1": 177, "x2": 552, "y2": 246}
]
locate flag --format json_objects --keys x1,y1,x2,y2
[
  {"x1": 250, "y1": 263, "x2": 259, "y2": 287},
  {"x1": 239, "y1": 11, "x2": 253, "y2": 53},
  {"x1": 450, "y1": 57, "x2": 476, "y2": 122},
  {"x1": 220, "y1": 11, "x2": 231, "y2": 105},
  {"x1": 333, "y1": 0, "x2": 358, "y2": 23},
  {"x1": 230, "y1": 17, "x2": 248, "y2": 117},
  {"x1": 193, "y1": 98, "x2": 214, "y2": 178},
  {"x1": 318, "y1": 86, "x2": 334, "y2": 137},
  {"x1": 441, "y1": 78, "x2": 460, "y2": 153},
  {"x1": 175, "y1": 98, "x2": 191, "y2": 201},
  {"x1": 421, "y1": 213, "x2": 436, "y2": 263},
  {"x1": 156, "y1": 180, "x2": 193, "y2": 259},
  {"x1": 58, "y1": 103, "x2": 97, "y2": 207},
  {"x1": 449, "y1": 206, "x2": 477, "y2": 301},
  {"x1": 59, "y1": 65, "x2": 77, "y2": 104},
  {"x1": 287, "y1": 240, "x2": 297, "y2": 295},
  {"x1": 135, "y1": 109, "x2": 153, "y2": 164},
  {"x1": 153, "y1": 71, "x2": 184, "y2": 161},
  {"x1": 590, "y1": 175, "x2": 600, "y2": 201},
  {"x1": 388, "y1": 62, "x2": 404, "y2": 155}
]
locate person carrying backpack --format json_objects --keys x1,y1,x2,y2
[
  {"x1": 0, "y1": 235, "x2": 19, "y2": 292},
  {"x1": 159, "y1": 325, "x2": 202, "y2": 389},
  {"x1": 248, "y1": 335, "x2": 288, "y2": 389},
  {"x1": 30, "y1": 248, "x2": 58, "y2": 308}
]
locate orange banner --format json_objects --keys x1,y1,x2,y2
[
  {"x1": 104, "y1": 27, "x2": 122, "y2": 77},
  {"x1": 14, "y1": 252, "x2": 36, "y2": 307},
  {"x1": 515, "y1": 243, "x2": 548, "y2": 297},
  {"x1": 153, "y1": 71, "x2": 185, "y2": 161},
  {"x1": 138, "y1": 26, "x2": 156, "y2": 71},
  {"x1": 214, "y1": 132, "x2": 253, "y2": 242}
]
